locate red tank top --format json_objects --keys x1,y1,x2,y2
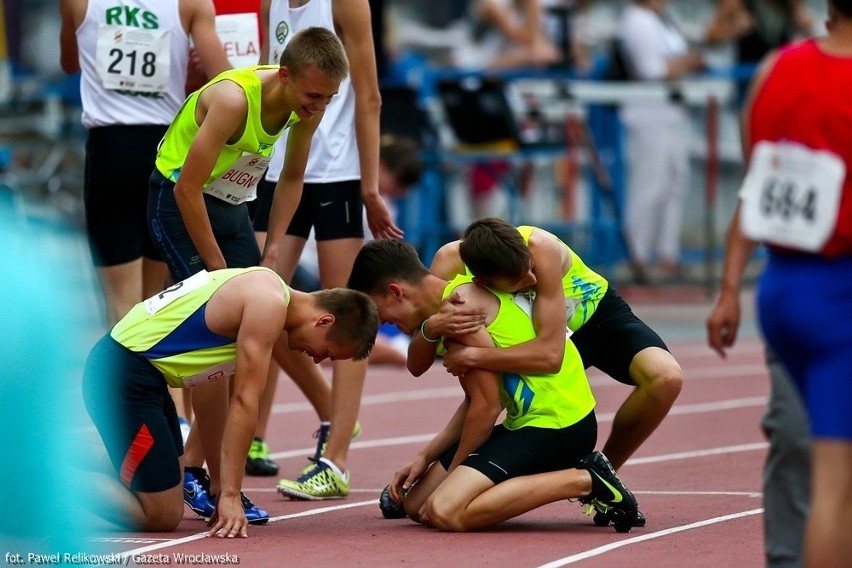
[
  {"x1": 214, "y1": 0, "x2": 263, "y2": 42},
  {"x1": 749, "y1": 39, "x2": 852, "y2": 257}
]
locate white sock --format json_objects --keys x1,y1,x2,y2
[{"x1": 319, "y1": 457, "x2": 347, "y2": 479}]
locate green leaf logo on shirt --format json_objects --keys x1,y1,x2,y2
[{"x1": 276, "y1": 21, "x2": 289, "y2": 44}]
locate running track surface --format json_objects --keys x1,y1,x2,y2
[{"x1": 94, "y1": 288, "x2": 771, "y2": 567}]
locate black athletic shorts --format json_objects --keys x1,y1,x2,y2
[
  {"x1": 251, "y1": 178, "x2": 364, "y2": 240},
  {"x1": 82, "y1": 335, "x2": 183, "y2": 493},
  {"x1": 439, "y1": 411, "x2": 596, "y2": 484},
  {"x1": 571, "y1": 287, "x2": 670, "y2": 385},
  {"x1": 148, "y1": 170, "x2": 261, "y2": 281},
  {"x1": 85, "y1": 125, "x2": 167, "y2": 266}
]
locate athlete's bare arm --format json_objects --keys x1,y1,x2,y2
[
  {"x1": 404, "y1": 243, "x2": 486, "y2": 377},
  {"x1": 441, "y1": 231, "x2": 570, "y2": 376},
  {"x1": 174, "y1": 81, "x2": 248, "y2": 271},
  {"x1": 334, "y1": 0, "x2": 402, "y2": 240},
  {"x1": 205, "y1": 271, "x2": 288, "y2": 538},
  {"x1": 59, "y1": 0, "x2": 85, "y2": 73},
  {"x1": 261, "y1": 113, "x2": 322, "y2": 269},
  {"x1": 181, "y1": 0, "x2": 231, "y2": 78}
]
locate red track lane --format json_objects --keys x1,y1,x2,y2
[{"x1": 102, "y1": 310, "x2": 771, "y2": 567}]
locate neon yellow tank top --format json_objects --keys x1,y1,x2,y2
[
  {"x1": 517, "y1": 226, "x2": 608, "y2": 331},
  {"x1": 155, "y1": 66, "x2": 299, "y2": 186},
  {"x1": 111, "y1": 267, "x2": 289, "y2": 388},
  {"x1": 442, "y1": 275, "x2": 595, "y2": 430}
]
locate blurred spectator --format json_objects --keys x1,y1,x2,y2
[
  {"x1": 705, "y1": 0, "x2": 816, "y2": 102},
  {"x1": 297, "y1": 134, "x2": 424, "y2": 366},
  {"x1": 541, "y1": 0, "x2": 598, "y2": 72},
  {"x1": 59, "y1": 0, "x2": 230, "y2": 325},
  {"x1": 617, "y1": 0, "x2": 704, "y2": 284},
  {"x1": 454, "y1": 0, "x2": 561, "y2": 69}
]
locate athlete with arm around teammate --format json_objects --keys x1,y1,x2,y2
[
  {"x1": 348, "y1": 239, "x2": 640, "y2": 533},
  {"x1": 425, "y1": 218, "x2": 682, "y2": 479}
]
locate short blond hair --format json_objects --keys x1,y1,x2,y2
[{"x1": 279, "y1": 27, "x2": 349, "y2": 82}]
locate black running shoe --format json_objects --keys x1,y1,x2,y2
[
  {"x1": 592, "y1": 508, "x2": 646, "y2": 528},
  {"x1": 245, "y1": 437, "x2": 279, "y2": 477},
  {"x1": 577, "y1": 451, "x2": 640, "y2": 533},
  {"x1": 379, "y1": 485, "x2": 407, "y2": 519}
]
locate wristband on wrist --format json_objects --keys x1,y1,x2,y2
[{"x1": 420, "y1": 319, "x2": 440, "y2": 343}]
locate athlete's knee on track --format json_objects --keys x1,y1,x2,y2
[
  {"x1": 140, "y1": 495, "x2": 184, "y2": 532},
  {"x1": 423, "y1": 500, "x2": 468, "y2": 532}
]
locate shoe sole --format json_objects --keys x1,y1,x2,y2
[
  {"x1": 183, "y1": 500, "x2": 215, "y2": 519},
  {"x1": 593, "y1": 510, "x2": 646, "y2": 528}
]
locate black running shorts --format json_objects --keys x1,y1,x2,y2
[
  {"x1": 85, "y1": 125, "x2": 167, "y2": 266},
  {"x1": 252, "y1": 178, "x2": 364, "y2": 240},
  {"x1": 571, "y1": 287, "x2": 670, "y2": 385},
  {"x1": 438, "y1": 411, "x2": 596, "y2": 484},
  {"x1": 148, "y1": 171, "x2": 261, "y2": 281},
  {"x1": 82, "y1": 335, "x2": 183, "y2": 493}
]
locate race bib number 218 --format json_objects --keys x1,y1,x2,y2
[{"x1": 95, "y1": 24, "x2": 171, "y2": 93}]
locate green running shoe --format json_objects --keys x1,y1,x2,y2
[{"x1": 278, "y1": 459, "x2": 350, "y2": 501}]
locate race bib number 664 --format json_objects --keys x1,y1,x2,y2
[{"x1": 739, "y1": 141, "x2": 846, "y2": 252}]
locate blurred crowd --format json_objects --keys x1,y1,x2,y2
[{"x1": 2, "y1": 0, "x2": 827, "y2": 286}]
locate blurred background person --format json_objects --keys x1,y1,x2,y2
[
  {"x1": 617, "y1": 0, "x2": 705, "y2": 284},
  {"x1": 733, "y1": 0, "x2": 852, "y2": 563},
  {"x1": 454, "y1": 0, "x2": 561, "y2": 69},
  {"x1": 293, "y1": 134, "x2": 424, "y2": 367},
  {"x1": 705, "y1": 0, "x2": 815, "y2": 104},
  {"x1": 59, "y1": 0, "x2": 229, "y2": 326}
]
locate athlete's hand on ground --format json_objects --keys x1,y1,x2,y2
[
  {"x1": 441, "y1": 343, "x2": 475, "y2": 377},
  {"x1": 426, "y1": 292, "x2": 486, "y2": 337},
  {"x1": 207, "y1": 494, "x2": 248, "y2": 539}
]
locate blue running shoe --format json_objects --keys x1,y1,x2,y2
[
  {"x1": 240, "y1": 493, "x2": 269, "y2": 525},
  {"x1": 183, "y1": 468, "x2": 215, "y2": 519}
]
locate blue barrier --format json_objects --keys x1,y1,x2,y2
[{"x1": 384, "y1": 53, "x2": 756, "y2": 275}]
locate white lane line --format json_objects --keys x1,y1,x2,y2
[
  {"x1": 269, "y1": 397, "x2": 768, "y2": 461},
  {"x1": 536, "y1": 509, "x2": 764, "y2": 567},
  {"x1": 634, "y1": 490, "x2": 761, "y2": 498},
  {"x1": 116, "y1": 484, "x2": 765, "y2": 558},
  {"x1": 243, "y1": 488, "x2": 762, "y2": 498},
  {"x1": 270, "y1": 433, "x2": 436, "y2": 460},
  {"x1": 271, "y1": 365, "x2": 768, "y2": 416},
  {"x1": 669, "y1": 341, "x2": 764, "y2": 358},
  {"x1": 272, "y1": 386, "x2": 462, "y2": 414},
  {"x1": 624, "y1": 442, "x2": 768, "y2": 466},
  {"x1": 117, "y1": 500, "x2": 377, "y2": 560}
]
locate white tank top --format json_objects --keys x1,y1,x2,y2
[
  {"x1": 76, "y1": 0, "x2": 190, "y2": 128},
  {"x1": 264, "y1": 0, "x2": 359, "y2": 183}
]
